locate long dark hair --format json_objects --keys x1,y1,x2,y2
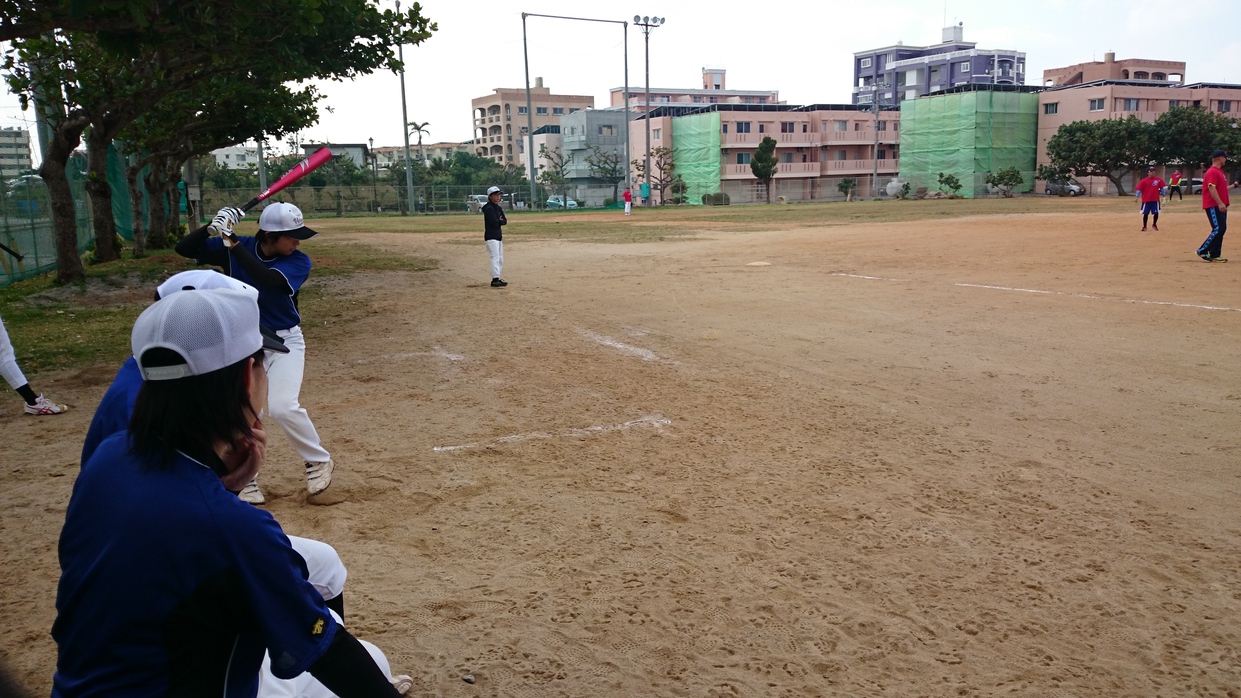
[{"x1": 129, "y1": 348, "x2": 263, "y2": 466}]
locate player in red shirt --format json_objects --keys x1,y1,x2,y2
[
  {"x1": 1134, "y1": 166, "x2": 1165, "y2": 231},
  {"x1": 1197, "y1": 150, "x2": 1232, "y2": 262}
]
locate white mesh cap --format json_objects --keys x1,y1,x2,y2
[
  {"x1": 258, "y1": 202, "x2": 318, "y2": 239},
  {"x1": 132, "y1": 289, "x2": 263, "y2": 381},
  {"x1": 155, "y1": 269, "x2": 257, "y2": 301}
]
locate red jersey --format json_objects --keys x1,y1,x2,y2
[
  {"x1": 1135, "y1": 176, "x2": 1165, "y2": 203},
  {"x1": 1202, "y1": 166, "x2": 1230, "y2": 209},
  {"x1": 623, "y1": 190, "x2": 632, "y2": 203}
]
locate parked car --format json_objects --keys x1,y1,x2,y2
[
  {"x1": 545, "y1": 196, "x2": 578, "y2": 209},
  {"x1": 1044, "y1": 178, "x2": 1084, "y2": 196},
  {"x1": 1189, "y1": 178, "x2": 1203, "y2": 195},
  {"x1": 466, "y1": 194, "x2": 489, "y2": 211}
]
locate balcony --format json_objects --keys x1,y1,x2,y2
[
  {"x1": 822, "y1": 159, "x2": 900, "y2": 175},
  {"x1": 720, "y1": 162, "x2": 834, "y2": 179}
]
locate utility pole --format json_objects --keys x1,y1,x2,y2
[
  {"x1": 871, "y1": 82, "x2": 889, "y2": 200},
  {"x1": 634, "y1": 16, "x2": 665, "y2": 207}
]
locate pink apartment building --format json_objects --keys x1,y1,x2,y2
[
  {"x1": 1038, "y1": 61, "x2": 1241, "y2": 194},
  {"x1": 471, "y1": 78, "x2": 594, "y2": 167},
  {"x1": 630, "y1": 104, "x2": 900, "y2": 203}
]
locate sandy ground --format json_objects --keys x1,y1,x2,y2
[{"x1": 4, "y1": 201, "x2": 1241, "y2": 696}]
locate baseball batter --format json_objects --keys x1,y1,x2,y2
[{"x1": 176, "y1": 203, "x2": 334, "y2": 504}]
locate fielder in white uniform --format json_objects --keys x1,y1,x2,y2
[{"x1": 1, "y1": 313, "x2": 67, "y2": 415}]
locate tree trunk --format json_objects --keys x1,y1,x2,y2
[
  {"x1": 125, "y1": 163, "x2": 147, "y2": 257},
  {"x1": 1107, "y1": 174, "x2": 1128, "y2": 197},
  {"x1": 38, "y1": 121, "x2": 89, "y2": 283},
  {"x1": 165, "y1": 161, "x2": 182, "y2": 242},
  {"x1": 83, "y1": 129, "x2": 120, "y2": 262},
  {"x1": 145, "y1": 161, "x2": 169, "y2": 249}
]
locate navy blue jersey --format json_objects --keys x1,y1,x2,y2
[
  {"x1": 80, "y1": 357, "x2": 142, "y2": 465},
  {"x1": 53, "y1": 434, "x2": 337, "y2": 697},
  {"x1": 203, "y1": 236, "x2": 310, "y2": 331}
]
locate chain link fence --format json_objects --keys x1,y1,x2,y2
[
  {"x1": 1, "y1": 166, "x2": 93, "y2": 288},
  {"x1": 199, "y1": 183, "x2": 593, "y2": 218}
]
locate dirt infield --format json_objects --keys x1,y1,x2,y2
[{"x1": 4, "y1": 199, "x2": 1240, "y2": 695}]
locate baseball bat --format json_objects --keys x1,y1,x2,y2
[
  {"x1": 210, "y1": 147, "x2": 333, "y2": 238},
  {"x1": 0, "y1": 242, "x2": 22, "y2": 261}
]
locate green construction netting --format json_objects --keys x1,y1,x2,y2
[
  {"x1": 671, "y1": 112, "x2": 721, "y2": 205},
  {"x1": 2, "y1": 142, "x2": 140, "y2": 287},
  {"x1": 898, "y1": 91, "x2": 1038, "y2": 198}
]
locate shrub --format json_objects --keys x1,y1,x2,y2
[{"x1": 701, "y1": 192, "x2": 730, "y2": 206}]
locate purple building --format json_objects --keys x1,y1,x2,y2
[{"x1": 852, "y1": 24, "x2": 1026, "y2": 106}]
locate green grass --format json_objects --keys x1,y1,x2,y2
[{"x1": 1, "y1": 242, "x2": 435, "y2": 378}]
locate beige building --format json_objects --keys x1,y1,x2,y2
[
  {"x1": 0, "y1": 127, "x2": 33, "y2": 177},
  {"x1": 374, "y1": 142, "x2": 470, "y2": 170},
  {"x1": 1038, "y1": 61, "x2": 1241, "y2": 194},
  {"x1": 609, "y1": 68, "x2": 780, "y2": 108},
  {"x1": 1043, "y1": 53, "x2": 1185, "y2": 87},
  {"x1": 471, "y1": 78, "x2": 594, "y2": 166}
]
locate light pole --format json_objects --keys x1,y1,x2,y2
[
  {"x1": 634, "y1": 15, "x2": 664, "y2": 207},
  {"x1": 522, "y1": 13, "x2": 630, "y2": 211},
  {"x1": 396, "y1": 0, "x2": 416, "y2": 215},
  {"x1": 869, "y1": 81, "x2": 890, "y2": 199}
]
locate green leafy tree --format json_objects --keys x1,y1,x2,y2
[
  {"x1": 1045, "y1": 116, "x2": 1151, "y2": 196},
  {"x1": 1149, "y1": 106, "x2": 1241, "y2": 181},
  {"x1": 837, "y1": 177, "x2": 856, "y2": 201},
  {"x1": 668, "y1": 175, "x2": 687, "y2": 205},
  {"x1": 3, "y1": 0, "x2": 435, "y2": 282},
  {"x1": 936, "y1": 172, "x2": 962, "y2": 195},
  {"x1": 984, "y1": 167, "x2": 1024, "y2": 198},
  {"x1": 749, "y1": 136, "x2": 779, "y2": 203}
]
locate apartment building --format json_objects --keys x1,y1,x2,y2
[
  {"x1": 209, "y1": 146, "x2": 260, "y2": 170},
  {"x1": 0, "y1": 127, "x2": 33, "y2": 177},
  {"x1": 628, "y1": 103, "x2": 901, "y2": 203},
  {"x1": 300, "y1": 143, "x2": 372, "y2": 170},
  {"x1": 373, "y1": 142, "x2": 470, "y2": 170},
  {"x1": 609, "y1": 68, "x2": 780, "y2": 108},
  {"x1": 471, "y1": 78, "x2": 593, "y2": 167},
  {"x1": 1037, "y1": 71, "x2": 1241, "y2": 193},
  {"x1": 1043, "y1": 53, "x2": 1185, "y2": 86},
  {"x1": 853, "y1": 24, "x2": 1025, "y2": 106}
]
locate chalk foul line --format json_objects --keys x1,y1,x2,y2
[
  {"x1": 829, "y1": 273, "x2": 1241, "y2": 313},
  {"x1": 577, "y1": 328, "x2": 662, "y2": 361},
  {"x1": 433, "y1": 414, "x2": 672, "y2": 452}
]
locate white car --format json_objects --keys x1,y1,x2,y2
[{"x1": 546, "y1": 196, "x2": 578, "y2": 209}]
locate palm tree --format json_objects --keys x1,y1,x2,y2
[{"x1": 407, "y1": 121, "x2": 430, "y2": 166}]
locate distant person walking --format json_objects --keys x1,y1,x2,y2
[
  {"x1": 1134, "y1": 166, "x2": 1165, "y2": 231},
  {"x1": 623, "y1": 187, "x2": 632, "y2": 216},
  {"x1": 483, "y1": 186, "x2": 508, "y2": 287},
  {"x1": 1197, "y1": 150, "x2": 1231, "y2": 262},
  {"x1": 0, "y1": 314, "x2": 67, "y2": 415},
  {"x1": 1167, "y1": 170, "x2": 1184, "y2": 201}
]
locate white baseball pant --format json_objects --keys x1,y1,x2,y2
[
  {"x1": 0, "y1": 314, "x2": 28, "y2": 390},
  {"x1": 486, "y1": 239, "x2": 503, "y2": 279},
  {"x1": 287, "y1": 536, "x2": 347, "y2": 602},
  {"x1": 265, "y1": 326, "x2": 331, "y2": 464},
  {"x1": 624, "y1": 201, "x2": 631, "y2": 215}
]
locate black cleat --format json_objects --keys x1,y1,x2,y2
[{"x1": 491, "y1": 278, "x2": 508, "y2": 287}]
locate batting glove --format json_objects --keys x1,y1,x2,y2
[{"x1": 207, "y1": 207, "x2": 244, "y2": 237}]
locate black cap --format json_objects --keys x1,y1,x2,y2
[
  {"x1": 1146, "y1": 166, "x2": 1155, "y2": 171},
  {"x1": 1210, "y1": 149, "x2": 1227, "y2": 159}
]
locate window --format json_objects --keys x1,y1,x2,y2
[
  {"x1": 736, "y1": 152, "x2": 751, "y2": 165},
  {"x1": 1089, "y1": 98, "x2": 1105, "y2": 112},
  {"x1": 598, "y1": 125, "x2": 614, "y2": 136},
  {"x1": 854, "y1": 122, "x2": 861, "y2": 131},
  {"x1": 709, "y1": 96, "x2": 718, "y2": 103},
  {"x1": 1168, "y1": 100, "x2": 1182, "y2": 108},
  {"x1": 736, "y1": 121, "x2": 751, "y2": 133},
  {"x1": 960, "y1": 61, "x2": 971, "y2": 72},
  {"x1": 780, "y1": 122, "x2": 795, "y2": 133},
  {"x1": 781, "y1": 152, "x2": 794, "y2": 163},
  {"x1": 652, "y1": 128, "x2": 661, "y2": 140},
  {"x1": 835, "y1": 120, "x2": 848, "y2": 132},
  {"x1": 536, "y1": 107, "x2": 548, "y2": 115},
  {"x1": 552, "y1": 107, "x2": 564, "y2": 115},
  {"x1": 1122, "y1": 98, "x2": 1140, "y2": 111},
  {"x1": 758, "y1": 97, "x2": 767, "y2": 104},
  {"x1": 236, "y1": 154, "x2": 246, "y2": 162},
  {"x1": 758, "y1": 124, "x2": 766, "y2": 133},
  {"x1": 878, "y1": 149, "x2": 887, "y2": 160},
  {"x1": 930, "y1": 66, "x2": 942, "y2": 81},
  {"x1": 569, "y1": 108, "x2": 580, "y2": 113},
  {"x1": 876, "y1": 120, "x2": 887, "y2": 131},
  {"x1": 1218, "y1": 100, "x2": 1233, "y2": 113},
  {"x1": 802, "y1": 123, "x2": 808, "y2": 133},
  {"x1": 518, "y1": 106, "x2": 528, "y2": 114},
  {"x1": 1044, "y1": 102, "x2": 1059, "y2": 115},
  {"x1": 693, "y1": 96, "x2": 704, "y2": 103},
  {"x1": 860, "y1": 57, "x2": 872, "y2": 69},
  {"x1": 722, "y1": 123, "x2": 728, "y2": 134},
  {"x1": 821, "y1": 122, "x2": 828, "y2": 132},
  {"x1": 836, "y1": 149, "x2": 847, "y2": 161}
]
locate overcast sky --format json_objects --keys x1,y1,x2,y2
[{"x1": 4, "y1": 0, "x2": 1241, "y2": 165}]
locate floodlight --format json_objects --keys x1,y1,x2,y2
[
  {"x1": 642, "y1": 16, "x2": 649, "y2": 23},
  {"x1": 634, "y1": 14, "x2": 641, "y2": 22}
]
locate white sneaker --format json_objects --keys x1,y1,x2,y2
[
  {"x1": 391, "y1": 675, "x2": 413, "y2": 695},
  {"x1": 238, "y1": 479, "x2": 265, "y2": 505},
  {"x1": 25, "y1": 394, "x2": 68, "y2": 415},
  {"x1": 305, "y1": 459, "x2": 334, "y2": 495}
]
